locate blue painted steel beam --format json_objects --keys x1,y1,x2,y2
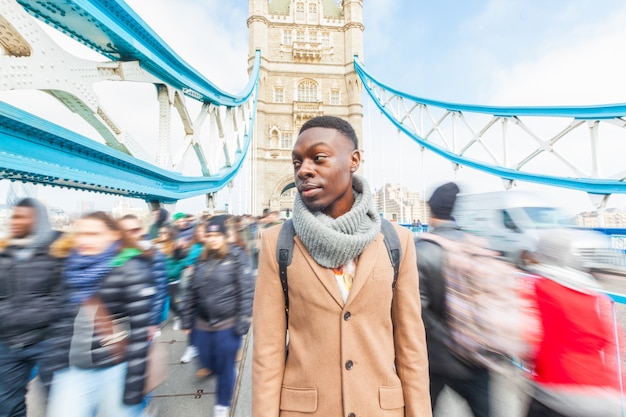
[
  {"x1": 355, "y1": 58, "x2": 626, "y2": 120},
  {"x1": 0, "y1": 99, "x2": 256, "y2": 203},
  {"x1": 354, "y1": 58, "x2": 626, "y2": 194},
  {"x1": 16, "y1": 0, "x2": 260, "y2": 107}
]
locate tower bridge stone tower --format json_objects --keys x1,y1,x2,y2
[{"x1": 247, "y1": 0, "x2": 364, "y2": 215}]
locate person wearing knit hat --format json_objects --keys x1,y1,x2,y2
[
  {"x1": 173, "y1": 212, "x2": 195, "y2": 245},
  {"x1": 428, "y1": 181, "x2": 460, "y2": 221},
  {"x1": 415, "y1": 182, "x2": 493, "y2": 417},
  {"x1": 205, "y1": 215, "x2": 227, "y2": 235},
  {"x1": 172, "y1": 212, "x2": 186, "y2": 222},
  {"x1": 252, "y1": 115, "x2": 431, "y2": 417},
  {"x1": 181, "y1": 214, "x2": 254, "y2": 417}
]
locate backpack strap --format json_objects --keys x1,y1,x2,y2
[
  {"x1": 380, "y1": 219, "x2": 402, "y2": 289},
  {"x1": 277, "y1": 219, "x2": 295, "y2": 327}
]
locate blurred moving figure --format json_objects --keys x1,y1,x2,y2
[
  {"x1": 523, "y1": 229, "x2": 625, "y2": 417},
  {"x1": 415, "y1": 182, "x2": 492, "y2": 417},
  {"x1": 154, "y1": 224, "x2": 184, "y2": 330},
  {"x1": 45, "y1": 212, "x2": 155, "y2": 417},
  {"x1": 119, "y1": 214, "x2": 169, "y2": 335},
  {"x1": 178, "y1": 220, "x2": 207, "y2": 364},
  {"x1": 147, "y1": 207, "x2": 169, "y2": 240},
  {"x1": 172, "y1": 212, "x2": 195, "y2": 245},
  {"x1": 182, "y1": 215, "x2": 254, "y2": 417},
  {"x1": 241, "y1": 214, "x2": 259, "y2": 270},
  {"x1": 0, "y1": 198, "x2": 62, "y2": 417}
]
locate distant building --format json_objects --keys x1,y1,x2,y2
[
  {"x1": 576, "y1": 208, "x2": 626, "y2": 228},
  {"x1": 372, "y1": 183, "x2": 427, "y2": 224},
  {"x1": 111, "y1": 199, "x2": 148, "y2": 220}
]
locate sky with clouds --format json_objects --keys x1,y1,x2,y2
[{"x1": 3, "y1": 0, "x2": 626, "y2": 215}]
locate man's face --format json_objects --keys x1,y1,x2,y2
[
  {"x1": 292, "y1": 127, "x2": 360, "y2": 219},
  {"x1": 11, "y1": 206, "x2": 36, "y2": 239}
]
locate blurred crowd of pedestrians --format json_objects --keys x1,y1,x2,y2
[
  {"x1": 416, "y1": 182, "x2": 626, "y2": 417},
  {"x1": 0, "y1": 200, "x2": 282, "y2": 417}
]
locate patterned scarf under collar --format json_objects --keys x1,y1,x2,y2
[
  {"x1": 292, "y1": 175, "x2": 381, "y2": 269},
  {"x1": 64, "y1": 242, "x2": 120, "y2": 304}
]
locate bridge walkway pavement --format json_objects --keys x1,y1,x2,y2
[{"x1": 27, "y1": 321, "x2": 530, "y2": 416}]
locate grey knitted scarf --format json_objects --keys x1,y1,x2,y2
[{"x1": 292, "y1": 175, "x2": 381, "y2": 269}]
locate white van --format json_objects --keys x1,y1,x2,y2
[{"x1": 452, "y1": 190, "x2": 622, "y2": 271}]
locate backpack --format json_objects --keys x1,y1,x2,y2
[
  {"x1": 419, "y1": 232, "x2": 532, "y2": 371},
  {"x1": 277, "y1": 218, "x2": 401, "y2": 325}
]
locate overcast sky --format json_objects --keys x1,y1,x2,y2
[{"x1": 3, "y1": 0, "x2": 626, "y2": 215}]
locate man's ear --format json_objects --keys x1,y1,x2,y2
[{"x1": 350, "y1": 149, "x2": 361, "y2": 172}]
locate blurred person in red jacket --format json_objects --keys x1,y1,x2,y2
[{"x1": 523, "y1": 229, "x2": 625, "y2": 417}]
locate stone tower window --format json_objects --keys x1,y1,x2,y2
[
  {"x1": 283, "y1": 30, "x2": 292, "y2": 46},
  {"x1": 280, "y1": 132, "x2": 294, "y2": 149},
  {"x1": 330, "y1": 88, "x2": 341, "y2": 105},
  {"x1": 308, "y1": 3, "x2": 317, "y2": 21},
  {"x1": 321, "y1": 32, "x2": 330, "y2": 47},
  {"x1": 296, "y1": 2, "x2": 305, "y2": 21},
  {"x1": 296, "y1": 31, "x2": 305, "y2": 43},
  {"x1": 274, "y1": 87, "x2": 285, "y2": 103},
  {"x1": 298, "y1": 80, "x2": 318, "y2": 102}
]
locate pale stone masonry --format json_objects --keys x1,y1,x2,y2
[{"x1": 247, "y1": 0, "x2": 364, "y2": 215}]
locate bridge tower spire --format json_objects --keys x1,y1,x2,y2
[{"x1": 247, "y1": 0, "x2": 364, "y2": 216}]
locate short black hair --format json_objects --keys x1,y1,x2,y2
[{"x1": 299, "y1": 116, "x2": 358, "y2": 150}]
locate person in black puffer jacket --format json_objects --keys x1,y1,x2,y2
[
  {"x1": 182, "y1": 215, "x2": 254, "y2": 417},
  {"x1": 44, "y1": 211, "x2": 155, "y2": 417},
  {"x1": 0, "y1": 198, "x2": 63, "y2": 417}
]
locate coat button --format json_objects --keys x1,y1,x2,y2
[
  {"x1": 345, "y1": 360, "x2": 353, "y2": 370},
  {"x1": 348, "y1": 413, "x2": 356, "y2": 417},
  {"x1": 344, "y1": 312, "x2": 351, "y2": 321}
]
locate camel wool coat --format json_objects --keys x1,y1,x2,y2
[{"x1": 252, "y1": 223, "x2": 432, "y2": 417}]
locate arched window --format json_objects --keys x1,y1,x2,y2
[
  {"x1": 270, "y1": 129, "x2": 279, "y2": 148},
  {"x1": 298, "y1": 80, "x2": 318, "y2": 102}
]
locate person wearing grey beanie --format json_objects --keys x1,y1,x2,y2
[
  {"x1": 416, "y1": 182, "x2": 493, "y2": 417},
  {"x1": 252, "y1": 116, "x2": 431, "y2": 417},
  {"x1": 428, "y1": 181, "x2": 459, "y2": 221}
]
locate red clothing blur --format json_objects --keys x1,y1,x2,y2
[{"x1": 531, "y1": 276, "x2": 621, "y2": 389}]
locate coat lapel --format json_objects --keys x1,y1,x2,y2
[
  {"x1": 294, "y1": 236, "x2": 344, "y2": 308},
  {"x1": 345, "y1": 233, "x2": 383, "y2": 306}
]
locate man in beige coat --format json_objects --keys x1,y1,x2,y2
[{"x1": 252, "y1": 115, "x2": 431, "y2": 417}]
